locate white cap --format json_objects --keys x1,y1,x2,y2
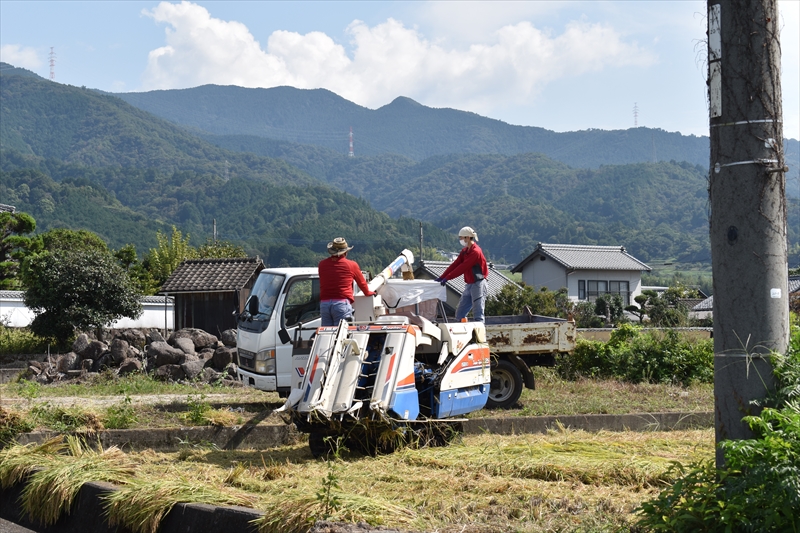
[{"x1": 458, "y1": 226, "x2": 478, "y2": 241}]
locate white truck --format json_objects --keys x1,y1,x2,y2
[{"x1": 235, "y1": 256, "x2": 576, "y2": 409}]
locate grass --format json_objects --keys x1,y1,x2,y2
[
  {"x1": 494, "y1": 368, "x2": 714, "y2": 417},
  {"x1": 20, "y1": 437, "x2": 136, "y2": 526},
  {"x1": 105, "y1": 476, "x2": 257, "y2": 533},
  {"x1": 2, "y1": 371, "x2": 265, "y2": 399},
  {"x1": 0, "y1": 429, "x2": 715, "y2": 533},
  {"x1": 0, "y1": 369, "x2": 712, "y2": 436}
]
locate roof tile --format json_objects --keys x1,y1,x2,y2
[{"x1": 160, "y1": 257, "x2": 264, "y2": 293}]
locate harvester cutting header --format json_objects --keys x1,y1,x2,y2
[{"x1": 280, "y1": 249, "x2": 491, "y2": 456}]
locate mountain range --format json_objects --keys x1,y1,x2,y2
[{"x1": 1, "y1": 61, "x2": 798, "y2": 278}]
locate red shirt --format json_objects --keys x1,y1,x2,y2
[
  {"x1": 441, "y1": 243, "x2": 489, "y2": 284},
  {"x1": 318, "y1": 256, "x2": 372, "y2": 302}
]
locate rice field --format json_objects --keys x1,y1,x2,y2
[{"x1": 1, "y1": 428, "x2": 715, "y2": 533}]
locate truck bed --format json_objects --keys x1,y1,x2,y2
[{"x1": 483, "y1": 314, "x2": 575, "y2": 356}]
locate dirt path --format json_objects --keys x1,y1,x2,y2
[{"x1": 0, "y1": 393, "x2": 270, "y2": 410}]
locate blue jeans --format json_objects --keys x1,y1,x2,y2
[
  {"x1": 320, "y1": 300, "x2": 353, "y2": 327},
  {"x1": 455, "y1": 279, "x2": 487, "y2": 322}
]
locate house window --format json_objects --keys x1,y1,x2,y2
[
  {"x1": 609, "y1": 281, "x2": 631, "y2": 306},
  {"x1": 579, "y1": 280, "x2": 631, "y2": 305},
  {"x1": 587, "y1": 280, "x2": 607, "y2": 302}
]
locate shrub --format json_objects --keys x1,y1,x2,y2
[
  {"x1": 557, "y1": 324, "x2": 713, "y2": 384},
  {"x1": 0, "y1": 326, "x2": 54, "y2": 355}
]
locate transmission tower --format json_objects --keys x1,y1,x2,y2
[
  {"x1": 633, "y1": 102, "x2": 639, "y2": 127},
  {"x1": 348, "y1": 126, "x2": 354, "y2": 157},
  {"x1": 49, "y1": 47, "x2": 56, "y2": 81}
]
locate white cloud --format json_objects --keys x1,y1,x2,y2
[
  {"x1": 0, "y1": 44, "x2": 41, "y2": 69},
  {"x1": 140, "y1": 0, "x2": 656, "y2": 115}
]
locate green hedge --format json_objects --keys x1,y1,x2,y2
[{"x1": 557, "y1": 324, "x2": 713, "y2": 384}]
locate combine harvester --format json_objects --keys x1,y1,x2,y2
[{"x1": 279, "y1": 249, "x2": 491, "y2": 456}]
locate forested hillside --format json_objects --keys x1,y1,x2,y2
[
  {"x1": 2, "y1": 63, "x2": 798, "y2": 273},
  {"x1": 195, "y1": 137, "x2": 800, "y2": 265},
  {"x1": 111, "y1": 82, "x2": 800, "y2": 194},
  {"x1": 0, "y1": 67, "x2": 452, "y2": 270},
  {"x1": 115, "y1": 84, "x2": 712, "y2": 169}
]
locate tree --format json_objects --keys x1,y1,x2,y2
[
  {"x1": 625, "y1": 290, "x2": 658, "y2": 323},
  {"x1": 114, "y1": 244, "x2": 157, "y2": 295},
  {"x1": 21, "y1": 248, "x2": 143, "y2": 343},
  {"x1": 40, "y1": 228, "x2": 108, "y2": 253},
  {"x1": 0, "y1": 211, "x2": 40, "y2": 289},
  {"x1": 595, "y1": 294, "x2": 625, "y2": 325},
  {"x1": 485, "y1": 284, "x2": 561, "y2": 317},
  {"x1": 145, "y1": 226, "x2": 197, "y2": 285},
  {"x1": 197, "y1": 238, "x2": 247, "y2": 259},
  {"x1": 572, "y1": 301, "x2": 603, "y2": 328}
]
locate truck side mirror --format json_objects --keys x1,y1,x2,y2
[
  {"x1": 248, "y1": 295, "x2": 260, "y2": 316},
  {"x1": 278, "y1": 328, "x2": 291, "y2": 345}
]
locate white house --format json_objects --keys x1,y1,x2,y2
[
  {"x1": 511, "y1": 243, "x2": 651, "y2": 306},
  {"x1": 0, "y1": 291, "x2": 174, "y2": 330}
]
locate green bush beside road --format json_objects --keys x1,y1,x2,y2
[{"x1": 560, "y1": 324, "x2": 713, "y2": 385}]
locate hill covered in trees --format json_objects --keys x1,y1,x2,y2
[
  {"x1": 2, "y1": 62, "x2": 798, "y2": 272},
  {"x1": 0, "y1": 67, "x2": 451, "y2": 270},
  {"x1": 113, "y1": 83, "x2": 799, "y2": 190},
  {"x1": 115, "y1": 84, "x2": 712, "y2": 168}
]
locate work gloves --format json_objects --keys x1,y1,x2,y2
[{"x1": 434, "y1": 277, "x2": 447, "y2": 286}]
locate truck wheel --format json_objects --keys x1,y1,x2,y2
[{"x1": 487, "y1": 359, "x2": 523, "y2": 409}]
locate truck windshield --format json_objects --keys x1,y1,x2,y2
[{"x1": 245, "y1": 273, "x2": 285, "y2": 319}]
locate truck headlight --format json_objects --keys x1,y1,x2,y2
[{"x1": 255, "y1": 349, "x2": 276, "y2": 374}]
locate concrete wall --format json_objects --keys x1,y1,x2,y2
[
  {"x1": 0, "y1": 293, "x2": 173, "y2": 330},
  {"x1": 578, "y1": 327, "x2": 713, "y2": 342},
  {"x1": 521, "y1": 256, "x2": 567, "y2": 291}
]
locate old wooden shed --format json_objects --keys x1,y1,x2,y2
[{"x1": 160, "y1": 257, "x2": 265, "y2": 336}]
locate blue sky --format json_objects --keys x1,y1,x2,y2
[{"x1": 1, "y1": 1, "x2": 798, "y2": 139}]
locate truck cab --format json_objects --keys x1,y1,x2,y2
[{"x1": 236, "y1": 267, "x2": 321, "y2": 396}]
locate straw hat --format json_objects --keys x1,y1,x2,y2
[{"x1": 327, "y1": 237, "x2": 353, "y2": 256}]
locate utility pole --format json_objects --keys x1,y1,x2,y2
[{"x1": 708, "y1": 0, "x2": 788, "y2": 467}]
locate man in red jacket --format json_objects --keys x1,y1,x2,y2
[
  {"x1": 318, "y1": 237, "x2": 375, "y2": 326},
  {"x1": 435, "y1": 226, "x2": 489, "y2": 322}
]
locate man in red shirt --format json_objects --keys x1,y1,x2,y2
[
  {"x1": 435, "y1": 226, "x2": 489, "y2": 322},
  {"x1": 318, "y1": 237, "x2": 375, "y2": 326}
]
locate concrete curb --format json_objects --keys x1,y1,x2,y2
[
  {"x1": 0, "y1": 477, "x2": 264, "y2": 533},
  {"x1": 14, "y1": 423, "x2": 296, "y2": 451},
  {"x1": 1, "y1": 411, "x2": 713, "y2": 533},
  {"x1": 463, "y1": 411, "x2": 713, "y2": 435}
]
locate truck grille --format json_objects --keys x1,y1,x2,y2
[{"x1": 238, "y1": 348, "x2": 255, "y2": 370}]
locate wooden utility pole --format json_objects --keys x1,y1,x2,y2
[{"x1": 708, "y1": 0, "x2": 788, "y2": 467}]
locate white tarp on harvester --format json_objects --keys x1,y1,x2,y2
[{"x1": 376, "y1": 279, "x2": 446, "y2": 309}]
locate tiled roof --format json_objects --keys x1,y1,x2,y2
[
  {"x1": 0, "y1": 204, "x2": 16, "y2": 213},
  {"x1": 142, "y1": 295, "x2": 174, "y2": 304},
  {"x1": 0, "y1": 290, "x2": 23, "y2": 299},
  {"x1": 1, "y1": 290, "x2": 171, "y2": 304},
  {"x1": 512, "y1": 243, "x2": 651, "y2": 273},
  {"x1": 693, "y1": 277, "x2": 800, "y2": 312},
  {"x1": 160, "y1": 257, "x2": 265, "y2": 293},
  {"x1": 415, "y1": 260, "x2": 520, "y2": 299},
  {"x1": 692, "y1": 296, "x2": 713, "y2": 311}
]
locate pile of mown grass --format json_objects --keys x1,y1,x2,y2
[{"x1": 0, "y1": 429, "x2": 714, "y2": 533}]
